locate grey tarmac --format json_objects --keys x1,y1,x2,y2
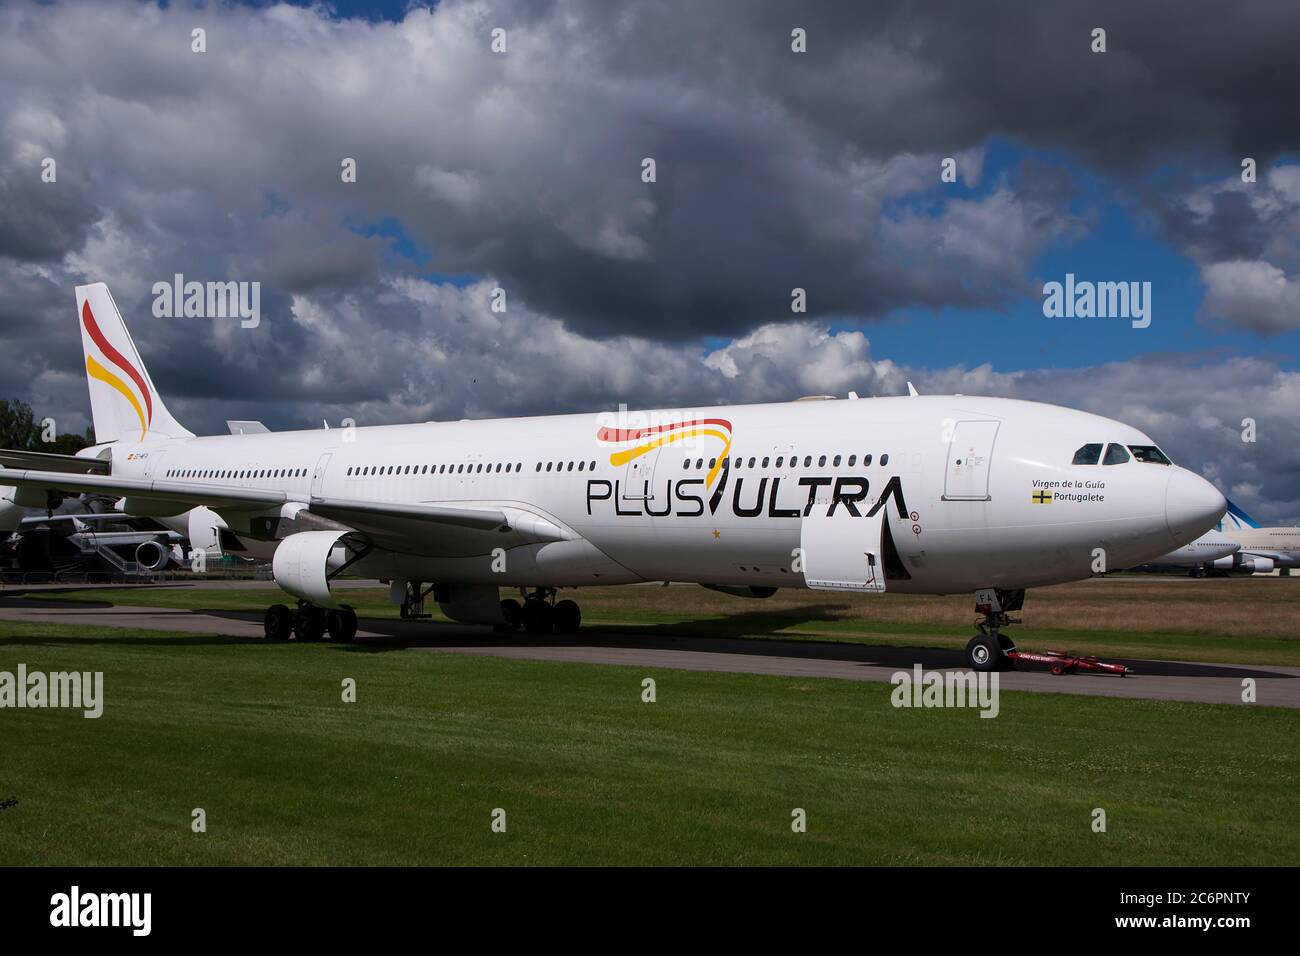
[{"x1": 0, "y1": 586, "x2": 1295, "y2": 708}]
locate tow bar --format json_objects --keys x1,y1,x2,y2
[{"x1": 1006, "y1": 648, "x2": 1131, "y2": 677}]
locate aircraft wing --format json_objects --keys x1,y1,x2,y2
[
  {"x1": 0, "y1": 467, "x2": 523, "y2": 542},
  {"x1": 308, "y1": 497, "x2": 508, "y2": 533},
  {"x1": 1240, "y1": 548, "x2": 1293, "y2": 565},
  {"x1": 0, "y1": 467, "x2": 286, "y2": 510},
  {"x1": 0, "y1": 448, "x2": 110, "y2": 475}
]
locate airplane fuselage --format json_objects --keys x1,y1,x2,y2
[{"x1": 110, "y1": 394, "x2": 1224, "y2": 595}]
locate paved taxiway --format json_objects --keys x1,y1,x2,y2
[{"x1": 1, "y1": 585, "x2": 1296, "y2": 708}]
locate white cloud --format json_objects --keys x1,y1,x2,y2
[{"x1": 1201, "y1": 260, "x2": 1300, "y2": 334}]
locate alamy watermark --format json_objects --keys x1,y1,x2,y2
[
  {"x1": 152, "y1": 273, "x2": 260, "y2": 328},
  {"x1": 890, "y1": 665, "x2": 999, "y2": 718},
  {"x1": 1042, "y1": 273, "x2": 1151, "y2": 329},
  {"x1": 0, "y1": 665, "x2": 103, "y2": 718},
  {"x1": 50, "y1": 886, "x2": 150, "y2": 936}
]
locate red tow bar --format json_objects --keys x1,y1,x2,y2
[{"x1": 1005, "y1": 648, "x2": 1131, "y2": 677}]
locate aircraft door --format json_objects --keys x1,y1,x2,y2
[
  {"x1": 800, "y1": 500, "x2": 887, "y2": 593},
  {"x1": 621, "y1": 447, "x2": 662, "y2": 502},
  {"x1": 310, "y1": 452, "x2": 333, "y2": 497},
  {"x1": 143, "y1": 450, "x2": 167, "y2": 479},
  {"x1": 943, "y1": 421, "x2": 999, "y2": 501}
]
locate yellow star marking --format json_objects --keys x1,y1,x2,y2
[{"x1": 711, "y1": 529, "x2": 721, "y2": 539}]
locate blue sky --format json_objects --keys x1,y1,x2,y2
[{"x1": 838, "y1": 137, "x2": 1295, "y2": 375}]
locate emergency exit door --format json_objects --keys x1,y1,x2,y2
[
  {"x1": 311, "y1": 452, "x2": 332, "y2": 497},
  {"x1": 621, "y1": 447, "x2": 661, "y2": 501},
  {"x1": 943, "y1": 420, "x2": 999, "y2": 501}
]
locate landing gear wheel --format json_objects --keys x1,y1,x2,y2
[
  {"x1": 522, "y1": 599, "x2": 553, "y2": 635},
  {"x1": 293, "y1": 607, "x2": 326, "y2": 642},
  {"x1": 326, "y1": 607, "x2": 358, "y2": 643},
  {"x1": 552, "y1": 599, "x2": 581, "y2": 635},
  {"x1": 264, "y1": 604, "x2": 292, "y2": 641},
  {"x1": 497, "y1": 598, "x2": 523, "y2": 632},
  {"x1": 966, "y1": 635, "x2": 1001, "y2": 672}
]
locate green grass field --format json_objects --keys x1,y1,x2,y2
[{"x1": 1, "y1": 616, "x2": 1296, "y2": 865}]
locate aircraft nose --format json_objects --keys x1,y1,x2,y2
[{"x1": 1165, "y1": 468, "x2": 1226, "y2": 543}]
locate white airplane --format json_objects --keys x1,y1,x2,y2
[
  {"x1": 1134, "y1": 529, "x2": 1240, "y2": 575},
  {"x1": 1215, "y1": 500, "x2": 1300, "y2": 573},
  {"x1": 0, "y1": 283, "x2": 1227, "y2": 671}
]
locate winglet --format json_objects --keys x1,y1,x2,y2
[{"x1": 907, "y1": 382, "x2": 919, "y2": 397}]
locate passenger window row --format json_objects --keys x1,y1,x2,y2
[
  {"x1": 169, "y1": 450, "x2": 901, "y2": 484},
  {"x1": 170, "y1": 462, "x2": 607, "y2": 480},
  {"x1": 346, "y1": 462, "x2": 528, "y2": 476},
  {"x1": 168, "y1": 468, "x2": 306, "y2": 480},
  {"x1": 536, "y1": 460, "x2": 599, "y2": 473},
  {"x1": 681, "y1": 453, "x2": 889, "y2": 470}
]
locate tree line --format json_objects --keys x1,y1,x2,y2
[{"x1": 0, "y1": 399, "x2": 93, "y2": 454}]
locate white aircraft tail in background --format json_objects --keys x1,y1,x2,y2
[{"x1": 1217, "y1": 499, "x2": 1300, "y2": 573}]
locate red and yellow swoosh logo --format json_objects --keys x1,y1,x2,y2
[
  {"x1": 82, "y1": 300, "x2": 152, "y2": 440},
  {"x1": 599, "y1": 417, "x2": 733, "y2": 488}
]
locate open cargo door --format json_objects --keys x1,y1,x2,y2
[{"x1": 800, "y1": 504, "x2": 887, "y2": 593}]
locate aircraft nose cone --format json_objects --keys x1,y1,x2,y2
[{"x1": 1165, "y1": 468, "x2": 1226, "y2": 543}]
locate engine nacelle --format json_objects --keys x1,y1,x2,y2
[
  {"x1": 134, "y1": 539, "x2": 173, "y2": 572},
  {"x1": 187, "y1": 506, "x2": 226, "y2": 555},
  {"x1": 434, "y1": 584, "x2": 507, "y2": 625},
  {"x1": 272, "y1": 531, "x2": 351, "y2": 608},
  {"x1": 0, "y1": 486, "x2": 20, "y2": 533},
  {"x1": 1243, "y1": 556, "x2": 1275, "y2": 574},
  {"x1": 700, "y1": 583, "x2": 779, "y2": 599}
]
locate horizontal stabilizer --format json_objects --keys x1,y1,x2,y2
[{"x1": 0, "y1": 448, "x2": 110, "y2": 475}]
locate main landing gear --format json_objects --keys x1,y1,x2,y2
[
  {"x1": 399, "y1": 582, "x2": 435, "y2": 619},
  {"x1": 964, "y1": 587, "x2": 1023, "y2": 672},
  {"x1": 498, "y1": 588, "x2": 582, "y2": 636},
  {"x1": 264, "y1": 601, "x2": 358, "y2": 643}
]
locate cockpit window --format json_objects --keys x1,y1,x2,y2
[
  {"x1": 1128, "y1": 445, "x2": 1172, "y2": 465},
  {"x1": 1072, "y1": 443, "x2": 1103, "y2": 465},
  {"x1": 1102, "y1": 443, "x2": 1131, "y2": 465}
]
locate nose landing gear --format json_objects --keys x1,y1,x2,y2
[{"x1": 965, "y1": 587, "x2": 1023, "y2": 671}]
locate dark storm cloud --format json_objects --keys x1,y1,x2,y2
[
  {"x1": 0, "y1": 169, "x2": 99, "y2": 262},
  {"x1": 4, "y1": 0, "x2": 1298, "y2": 342}
]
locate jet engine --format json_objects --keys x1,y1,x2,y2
[
  {"x1": 0, "y1": 485, "x2": 20, "y2": 533},
  {"x1": 271, "y1": 530, "x2": 353, "y2": 608},
  {"x1": 134, "y1": 539, "x2": 175, "y2": 572},
  {"x1": 1212, "y1": 554, "x2": 1275, "y2": 574},
  {"x1": 1241, "y1": 556, "x2": 1275, "y2": 574}
]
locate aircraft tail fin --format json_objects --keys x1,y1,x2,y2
[
  {"x1": 76, "y1": 283, "x2": 194, "y2": 444},
  {"x1": 1220, "y1": 498, "x2": 1262, "y2": 532}
]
